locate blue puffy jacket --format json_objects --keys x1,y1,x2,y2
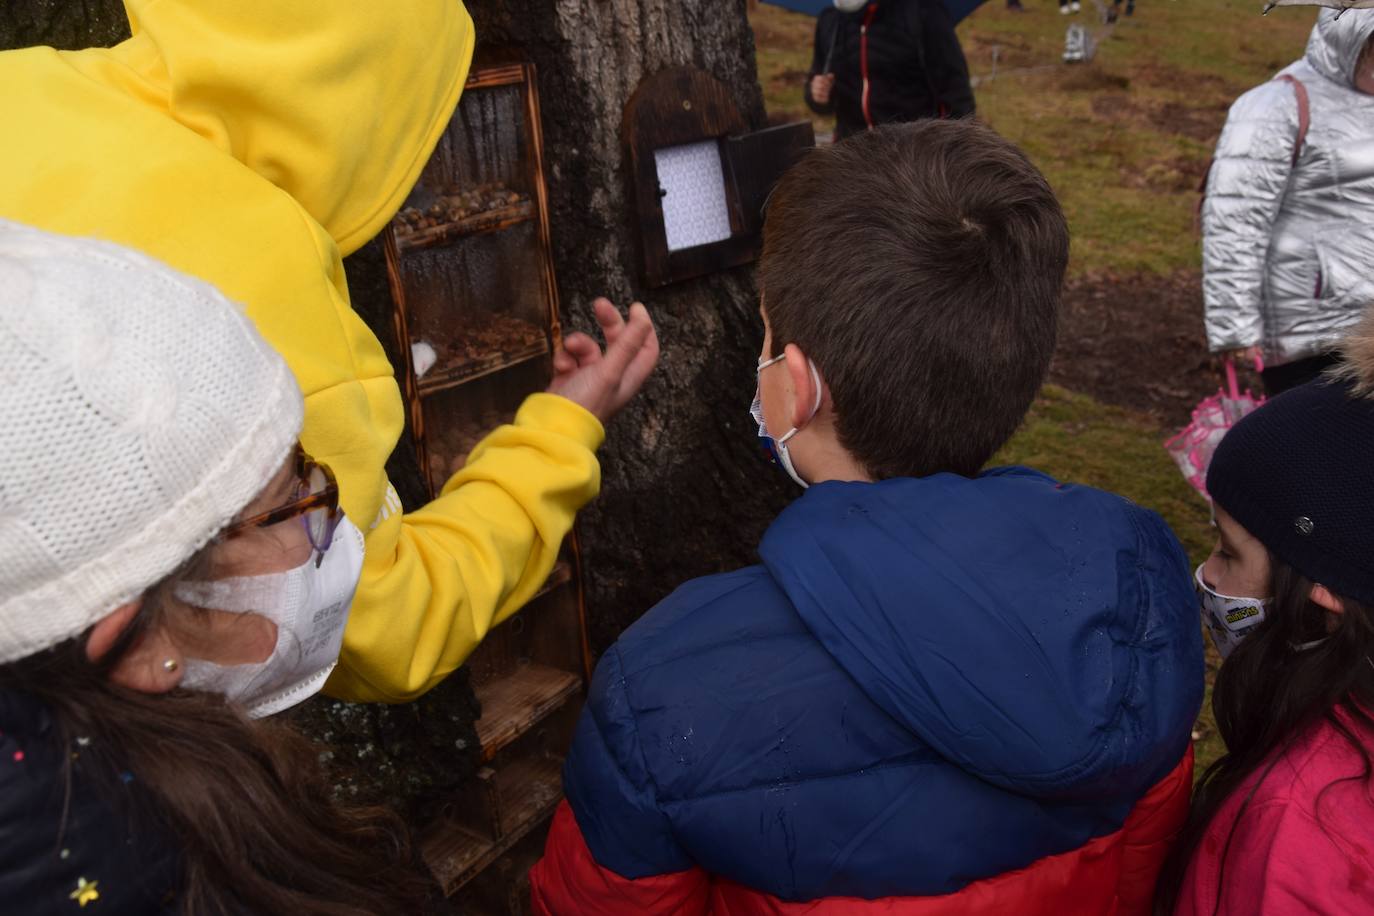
[{"x1": 531, "y1": 468, "x2": 1204, "y2": 914}]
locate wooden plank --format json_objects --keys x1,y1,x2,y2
[
  {"x1": 422, "y1": 757, "x2": 565, "y2": 896},
  {"x1": 423, "y1": 820, "x2": 495, "y2": 895},
  {"x1": 416, "y1": 337, "x2": 550, "y2": 397},
  {"x1": 395, "y1": 201, "x2": 536, "y2": 252},
  {"x1": 492, "y1": 754, "x2": 564, "y2": 839},
  {"x1": 474, "y1": 663, "x2": 581, "y2": 762},
  {"x1": 466, "y1": 62, "x2": 526, "y2": 91}
]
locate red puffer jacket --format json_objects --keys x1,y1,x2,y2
[{"x1": 532, "y1": 749, "x2": 1192, "y2": 914}]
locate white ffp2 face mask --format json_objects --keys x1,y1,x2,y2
[
  {"x1": 750, "y1": 353, "x2": 823, "y2": 489},
  {"x1": 174, "y1": 515, "x2": 365, "y2": 717}
]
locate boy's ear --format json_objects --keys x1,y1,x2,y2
[
  {"x1": 783, "y1": 343, "x2": 822, "y2": 429},
  {"x1": 1310, "y1": 583, "x2": 1345, "y2": 615}
]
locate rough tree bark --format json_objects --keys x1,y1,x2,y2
[
  {"x1": 1, "y1": 0, "x2": 794, "y2": 812},
  {"x1": 462, "y1": 0, "x2": 795, "y2": 654}
]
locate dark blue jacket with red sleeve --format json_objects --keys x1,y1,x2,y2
[{"x1": 530, "y1": 468, "x2": 1204, "y2": 915}]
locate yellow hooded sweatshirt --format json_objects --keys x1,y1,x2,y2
[{"x1": 0, "y1": 0, "x2": 605, "y2": 702}]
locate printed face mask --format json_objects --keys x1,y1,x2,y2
[
  {"x1": 1196, "y1": 564, "x2": 1270, "y2": 660},
  {"x1": 750, "y1": 353, "x2": 823, "y2": 489},
  {"x1": 174, "y1": 515, "x2": 365, "y2": 718}
]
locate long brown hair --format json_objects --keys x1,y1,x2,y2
[
  {"x1": 1153, "y1": 556, "x2": 1374, "y2": 915},
  {"x1": 0, "y1": 558, "x2": 439, "y2": 915}
]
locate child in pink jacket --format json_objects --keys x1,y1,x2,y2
[{"x1": 1155, "y1": 312, "x2": 1374, "y2": 914}]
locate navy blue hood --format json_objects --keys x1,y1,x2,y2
[{"x1": 758, "y1": 467, "x2": 1203, "y2": 803}]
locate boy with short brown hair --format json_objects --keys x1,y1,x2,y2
[{"x1": 531, "y1": 119, "x2": 1203, "y2": 916}]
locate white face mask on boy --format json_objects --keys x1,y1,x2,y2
[
  {"x1": 750, "y1": 353, "x2": 823, "y2": 489},
  {"x1": 174, "y1": 515, "x2": 365, "y2": 718},
  {"x1": 834, "y1": 0, "x2": 870, "y2": 11}
]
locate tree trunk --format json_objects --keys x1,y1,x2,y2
[
  {"x1": 0, "y1": 0, "x2": 790, "y2": 811},
  {"x1": 463, "y1": 0, "x2": 794, "y2": 654},
  {"x1": 0, "y1": 0, "x2": 128, "y2": 50}
]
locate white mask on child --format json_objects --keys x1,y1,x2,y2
[
  {"x1": 174, "y1": 515, "x2": 365, "y2": 718},
  {"x1": 750, "y1": 353, "x2": 823, "y2": 489},
  {"x1": 835, "y1": 0, "x2": 870, "y2": 11},
  {"x1": 1196, "y1": 564, "x2": 1270, "y2": 660}
]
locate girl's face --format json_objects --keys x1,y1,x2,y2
[
  {"x1": 1201, "y1": 506, "x2": 1272, "y2": 599},
  {"x1": 163, "y1": 454, "x2": 314, "y2": 666}
]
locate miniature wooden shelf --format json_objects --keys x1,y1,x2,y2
[
  {"x1": 386, "y1": 59, "x2": 588, "y2": 909},
  {"x1": 475, "y1": 663, "x2": 581, "y2": 763},
  {"x1": 423, "y1": 755, "x2": 566, "y2": 896},
  {"x1": 394, "y1": 201, "x2": 537, "y2": 253},
  {"x1": 416, "y1": 336, "x2": 550, "y2": 396}
]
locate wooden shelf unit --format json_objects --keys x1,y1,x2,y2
[{"x1": 382, "y1": 58, "x2": 592, "y2": 911}]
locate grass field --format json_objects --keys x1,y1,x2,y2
[
  {"x1": 747, "y1": 0, "x2": 1319, "y2": 771},
  {"x1": 752, "y1": 0, "x2": 1312, "y2": 275}
]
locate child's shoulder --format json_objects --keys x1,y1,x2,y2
[
  {"x1": 1205, "y1": 717, "x2": 1374, "y2": 909},
  {"x1": 610, "y1": 565, "x2": 803, "y2": 679},
  {"x1": 1273, "y1": 713, "x2": 1374, "y2": 812}
]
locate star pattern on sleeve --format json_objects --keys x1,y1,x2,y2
[{"x1": 69, "y1": 877, "x2": 100, "y2": 907}]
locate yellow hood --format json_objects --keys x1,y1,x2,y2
[{"x1": 0, "y1": 2, "x2": 610, "y2": 703}]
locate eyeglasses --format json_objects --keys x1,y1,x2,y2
[{"x1": 221, "y1": 447, "x2": 341, "y2": 567}]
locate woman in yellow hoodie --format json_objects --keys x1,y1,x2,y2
[{"x1": 0, "y1": 0, "x2": 659, "y2": 703}]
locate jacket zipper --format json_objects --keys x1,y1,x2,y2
[{"x1": 861, "y1": 3, "x2": 879, "y2": 129}]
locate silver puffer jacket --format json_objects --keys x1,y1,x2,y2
[{"x1": 1202, "y1": 10, "x2": 1374, "y2": 365}]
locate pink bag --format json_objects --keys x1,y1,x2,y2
[{"x1": 1165, "y1": 357, "x2": 1265, "y2": 499}]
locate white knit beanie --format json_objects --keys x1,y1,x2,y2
[{"x1": 0, "y1": 220, "x2": 303, "y2": 664}]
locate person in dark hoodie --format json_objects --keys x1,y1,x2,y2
[
  {"x1": 806, "y1": 0, "x2": 975, "y2": 142},
  {"x1": 529, "y1": 120, "x2": 1204, "y2": 915}
]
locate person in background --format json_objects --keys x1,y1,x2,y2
[
  {"x1": 1154, "y1": 311, "x2": 1374, "y2": 915},
  {"x1": 1106, "y1": 0, "x2": 1136, "y2": 21},
  {"x1": 529, "y1": 120, "x2": 1203, "y2": 915},
  {"x1": 0, "y1": 0, "x2": 659, "y2": 706},
  {"x1": 806, "y1": 0, "x2": 974, "y2": 141},
  {"x1": 0, "y1": 222, "x2": 441, "y2": 914},
  {"x1": 1202, "y1": 9, "x2": 1374, "y2": 395}
]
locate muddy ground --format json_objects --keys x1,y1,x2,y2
[{"x1": 1050, "y1": 268, "x2": 1262, "y2": 427}]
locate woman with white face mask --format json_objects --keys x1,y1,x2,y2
[
  {"x1": 0, "y1": 222, "x2": 439, "y2": 914},
  {"x1": 1154, "y1": 311, "x2": 1374, "y2": 915}
]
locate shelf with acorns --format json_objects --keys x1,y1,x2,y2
[{"x1": 381, "y1": 56, "x2": 592, "y2": 914}]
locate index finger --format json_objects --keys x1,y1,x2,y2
[{"x1": 599, "y1": 303, "x2": 655, "y2": 379}]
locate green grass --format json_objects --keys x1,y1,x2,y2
[
  {"x1": 999, "y1": 386, "x2": 1212, "y2": 559},
  {"x1": 750, "y1": 0, "x2": 1314, "y2": 275}
]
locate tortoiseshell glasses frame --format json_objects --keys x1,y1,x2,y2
[{"x1": 221, "y1": 447, "x2": 341, "y2": 567}]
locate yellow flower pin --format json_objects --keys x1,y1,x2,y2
[{"x1": 70, "y1": 877, "x2": 100, "y2": 907}]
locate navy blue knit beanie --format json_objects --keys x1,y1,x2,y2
[{"x1": 1206, "y1": 375, "x2": 1374, "y2": 606}]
